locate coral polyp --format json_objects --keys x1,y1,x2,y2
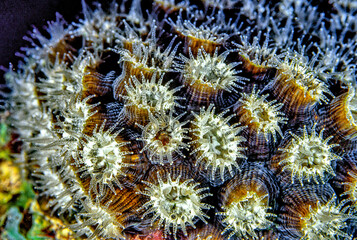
[
  {"x1": 190, "y1": 105, "x2": 246, "y2": 185},
  {"x1": 220, "y1": 191, "x2": 272, "y2": 239},
  {"x1": 76, "y1": 122, "x2": 132, "y2": 196},
  {"x1": 234, "y1": 87, "x2": 287, "y2": 143},
  {"x1": 154, "y1": 0, "x2": 190, "y2": 14},
  {"x1": 322, "y1": 85, "x2": 357, "y2": 152},
  {"x1": 333, "y1": 152, "x2": 357, "y2": 212},
  {"x1": 169, "y1": 13, "x2": 232, "y2": 55},
  {"x1": 342, "y1": 170, "x2": 357, "y2": 210},
  {"x1": 299, "y1": 198, "x2": 351, "y2": 240},
  {"x1": 137, "y1": 111, "x2": 189, "y2": 165},
  {"x1": 186, "y1": 224, "x2": 224, "y2": 240},
  {"x1": 2, "y1": 0, "x2": 357, "y2": 239},
  {"x1": 113, "y1": 27, "x2": 179, "y2": 99},
  {"x1": 119, "y1": 73, "x2": 182, "y2": 125},
  {"x1": 60, "y1": 94, "x2": 99, "y2": 134},
  {"x1": 218, "y1": 164, "x2": 277, "y2": 239},
  {"x1": 276, "y1": 53, "x2": 331, "y2": 104},
  {"x1": 280, "y1": 184, "x2": 356, "y2": 240},
  {"x1": 174, "y1": 47, "x2": 246, "y2": 108},
  {"x1": 139, "y1": 166, "x2": 212, "y2": 238},
  {"x1": 272, "y1": 124, "x2": 340, "y2": 185},
  {"x1": 176, "y1": 48, "x2": 239, "y2": 89},
  {"x1": 267, "y1": 51, "x2": 333, "y2": 125},
  {"x1": 72, "y1": 1, "x2": 120, "y2": 47},
  {"x1": 346, "y1": 87, "x2": 357, "y2": 126},
  {"x1": 74, "y1": 198, "x2": 125, "y2": 239}
]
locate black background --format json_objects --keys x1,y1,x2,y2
[
  {"x1": 0, "y1": 0, "x2": 336, "y2": 83},
  {"x1": 0, "y1": 0, "x2": 85, "y2": 82}
]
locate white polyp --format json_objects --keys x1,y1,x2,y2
[
  {"x1": 190, "y1": 105, "x2": 246, "y2": 182},
  {"x1": 122, "y1": 73, "x2": 181, "y2": 115},
  {"x1": 279, "y1": 124, "x2": 341, "y2": 185},
  {"x1": 175, "y1": 47, "x2": 246, "y2": 92},
  {"x1": 140, "y1": 173, "x2": 212, "y2": 238},
  {"x1": 239, "y1": 87, "x2": 287, "y2": 142},
  {"x1": 300, "y1": 197, "x2": 353, "y2": 240},
  {"x1": 138, "y1": 112, "x2": 189, "y2": 165},
  {"x1": 219, "y1": 191, "x2": 273, "y2": 239},
  {"x1": 78, "y1": 122, "x2": 132, "y2": 196}
]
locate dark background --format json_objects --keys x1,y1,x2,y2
[
  {"x1": 0, "y1": 0, "x2": 336, "y2": 83},
  {"x1": 0, "y1": 0, "x2": 84, "y2": 81}
]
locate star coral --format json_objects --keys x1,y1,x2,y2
[{"x1": 2, "y1": 0, "x2": 357, "y2": 239}]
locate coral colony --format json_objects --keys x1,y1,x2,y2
[{"x1": 3, "y1": 0, "x2": 357, "y2": 239}]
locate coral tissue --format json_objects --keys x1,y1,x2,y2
[{"x1": 3, "y1": 0, "x2": 357, "y2": 239}]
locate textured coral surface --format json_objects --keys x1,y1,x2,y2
[{"x1": 2, "y1": 0, "x2": 357, "y2": 239}]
